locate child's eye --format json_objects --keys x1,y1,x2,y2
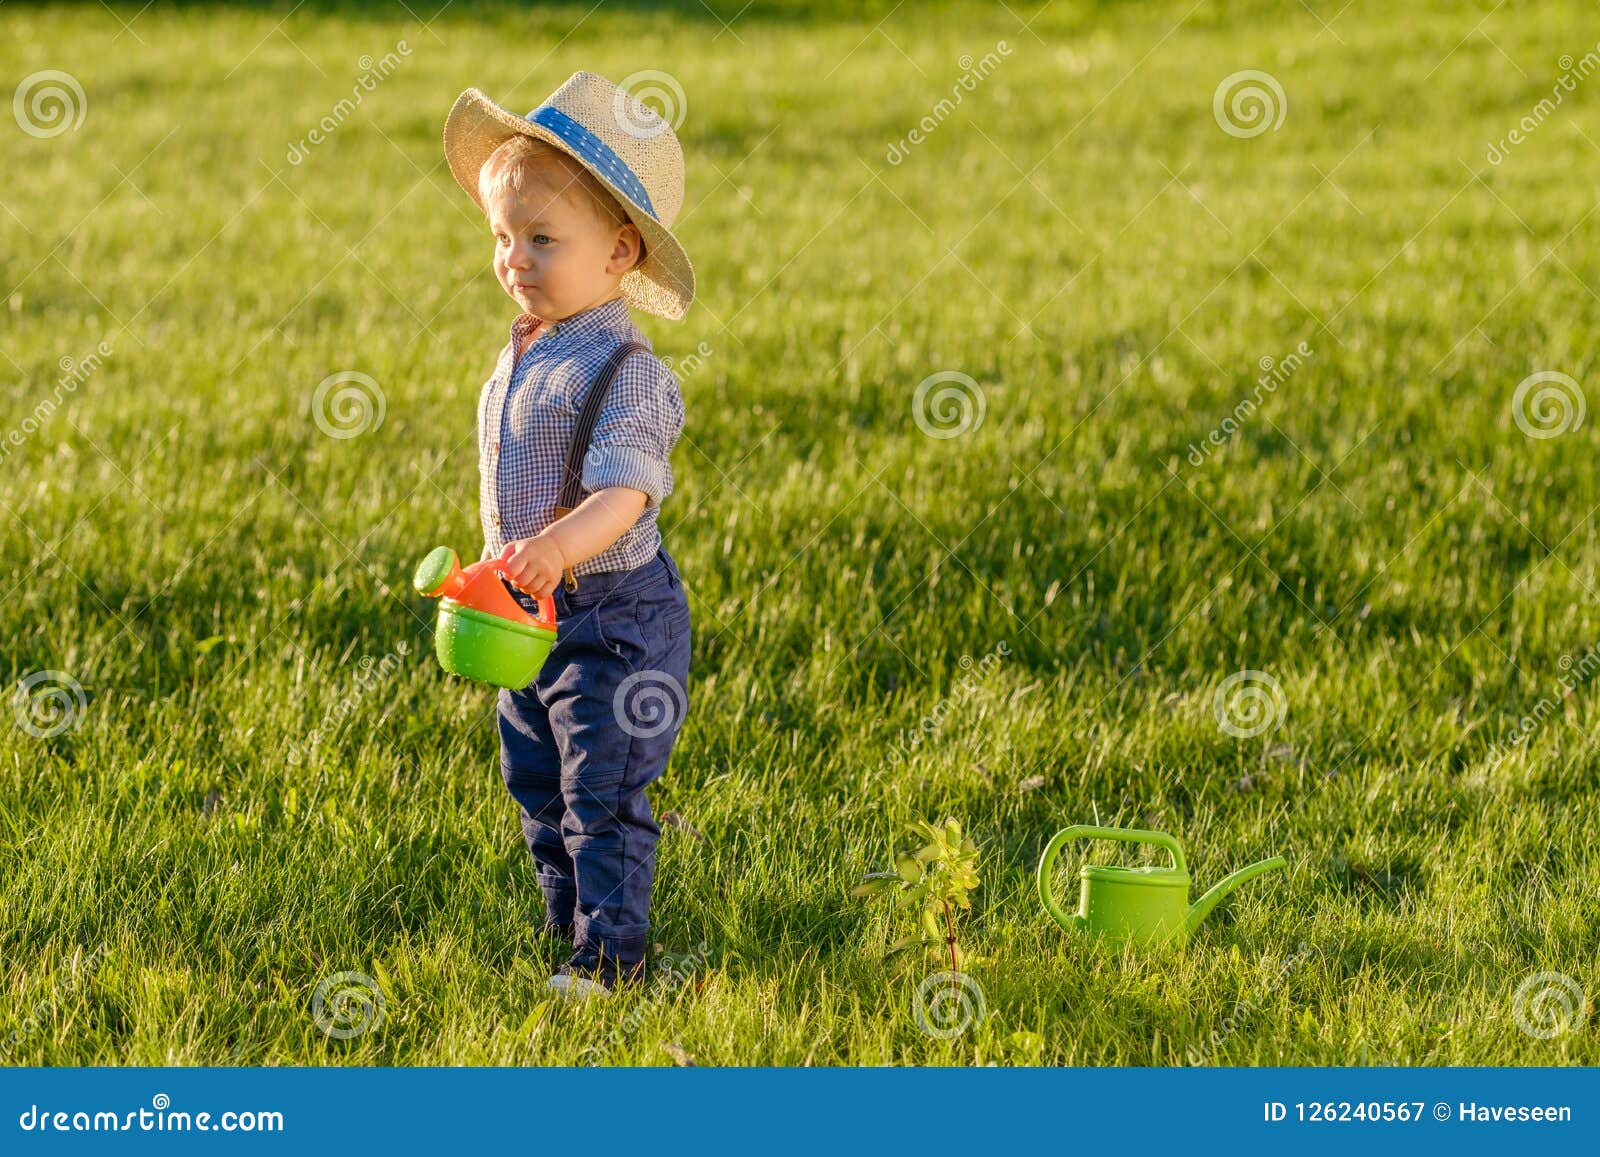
[
  {"x1": 531, "y1": 234, "x2": 552, "y2": 245},
  {"x1": 493, "y1": 233, "x2": 509, "y2": 246}
]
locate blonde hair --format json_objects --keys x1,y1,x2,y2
[{"x1": 479, "y1": 134, "x2": 631, "y2": 231}]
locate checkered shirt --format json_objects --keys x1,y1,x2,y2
[{"x1": 477, "y1": 296, "x2": 684, "y2": 576}]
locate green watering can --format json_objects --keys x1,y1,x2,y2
[
  {"x1": 1037, "y1": 825, "x2": 1286, "y2": 946},
  {"x1": 412, "y1": 544, "x2": 557, "y2": 690}
]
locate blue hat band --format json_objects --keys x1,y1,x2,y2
[{"x1": 525, "y1": 105, "x2": 656, "y2": 220}]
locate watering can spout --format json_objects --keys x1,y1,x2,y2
[{"x1": 1187, "y1": 856, "x2": 1287, "y2": 934}]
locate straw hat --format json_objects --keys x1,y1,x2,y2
[{"x1": 444, "y1": 71, "x2": 694, "y2": 320}]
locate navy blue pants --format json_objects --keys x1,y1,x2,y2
[{"x1": 498, "y1": 546, "x2": 691, "y2": 965}]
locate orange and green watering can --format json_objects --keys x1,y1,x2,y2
[
  {"x1": 1037, "y1": 825, "x2": 1286, "y2": 947},
  {"x1": 412, "y1": 544, "x2": 557, "y2": 689}
]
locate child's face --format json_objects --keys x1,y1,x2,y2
[{"x1": 485, "y1": 177, "x2": 637, "y2": 321}]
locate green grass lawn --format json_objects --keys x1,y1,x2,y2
[{"x1": 3, "y1": 0, "x2": 1598, "y2": 1065}]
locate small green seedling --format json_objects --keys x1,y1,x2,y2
[{"x1": 852, "y1": 818, "x2": 981, "y2": 972}]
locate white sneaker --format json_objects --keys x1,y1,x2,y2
[{"x1": 547, "y1": 969, "x2": 612, "y2": 1000}]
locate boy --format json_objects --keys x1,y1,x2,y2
[{"x1": 442, "y1": 72, "x2": 695, "y2": 998}]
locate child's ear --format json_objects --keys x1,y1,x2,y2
[{"x1": 609, "y1": 223, "x2": 643, "y2": 273}]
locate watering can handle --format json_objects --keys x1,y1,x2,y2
[
  {"x1": 492, "y1": 543, "x2": 558, "y2": 629},
  {"x1": 1041, "y1": 826, "x2": 1187, "y2": 874},
  {"x1": 1036, "y1": 825, "x2": 1189, "y2": 928}
]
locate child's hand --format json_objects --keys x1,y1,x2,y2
[{"x1": 500, "y1": 534, "x2": 567, "y2": 597}]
